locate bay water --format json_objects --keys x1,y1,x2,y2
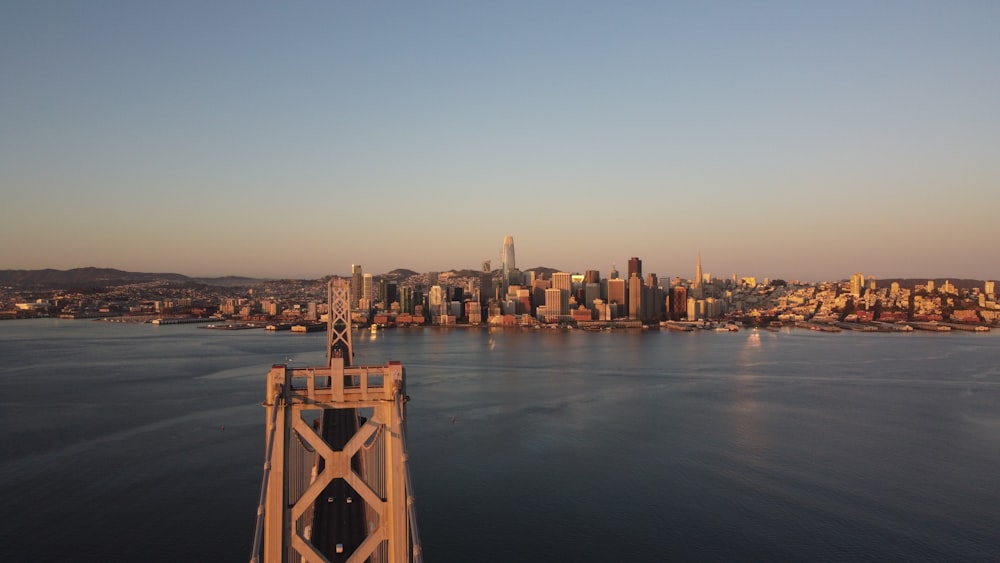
[{"x1": 1, "y1": 319, "x2": 998, "y2": 561}]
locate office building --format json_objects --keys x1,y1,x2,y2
[
  {"x1": 351, "y1": 264, "x2": 363, "y2": 308},
  {"x1": 501, "y1": 235, "x2": 516, "y2": 296},
  {"x1": 628, "y1": 257, "x2": 642, "y2": 280},
  {"x1": 628, "y1": 274, "x2": 644, "y2": 320}
]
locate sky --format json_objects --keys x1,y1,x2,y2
[{"x1": 2, "y1": 1, "x2": 998, "y2": 282}]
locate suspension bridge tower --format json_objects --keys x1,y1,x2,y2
[{"x1": 251, "y1": 279, "x2": 421, "y2": 562}]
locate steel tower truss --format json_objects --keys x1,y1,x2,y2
[{"x1": 253, "y1": 280, "x2": 420, "y2": 563}]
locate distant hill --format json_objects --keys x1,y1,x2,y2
[
  {"x1": 449, "y1": 268, "x2": 486, "y2": 278},
  {"x1": 385, "y1": 268, "x2": 419, "y2": 280},
  {"x1": 0, "y1": 267, "x2": 189, "y2": 288},
  {"x1": 879, "y1": 278, "x2": 987, "y2": 291},
  {"x1": 523, "y1": 266, "x2": 561, "y2": 278},
  {"x1": 189, "y1": 275, "x2": 265, "y2": 287}
]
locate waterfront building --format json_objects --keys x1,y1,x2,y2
[
  {"x1": 644, "y1": 284, "x2": 664, "y2": 322},
  {"x1": 466, "y1": 301, "x2": 482, "y2": 324},
  {"x1": 670, "y1": 286, "x2": 688, "y2": 320},
  {"x1": 545, "y1": 287, "x2": 564, "y2": 318},
  {"x1": 688, "y1": 297, "x2": 707, "y2": 321}
]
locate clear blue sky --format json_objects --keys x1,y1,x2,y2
[{"x1": 2, "y1": 1, "x2": 998, "y2": 281}]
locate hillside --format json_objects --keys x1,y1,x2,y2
[{"x1": 0, "y1": 267, "x2": 189, "y2": 288}]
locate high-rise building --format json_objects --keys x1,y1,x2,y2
[
  {"x1": 428, "y1": 285, "x2": 445, "y2": 322},
  {"x1": 670, "y1": 286, "x2": 688, "y2": 320},
  {"x1": 545, "y1": 287, "x2": 564, "y2": 317},
  {"x1": 380, "y1": 280, "x2": 397, "y2": 308},
  {"x1": 479, "y1": 260, "x2": 493, "y2": 304},
  {"x1": 362, "y1": 273, "x2": 374, "y2": 308},
  {"x1": 532, "y1": 278, "x2": 550, "y2": 317},
  {"x1": 399, "y1": 287, "x2": 414, "y2": 314},
  {"x1": 501, "y1": 236, "x2": 516, "y2": 297},
  {"x1": 584, "y1": 270, "x2": 601, "y2": 285},
  {"x1": 628, "y1": 274, "x2": 644, "y2": 320},
  {"x1": 628, "y1": 257, "x2": 642, "y2": 280},
  {"x1": 986, "y1": 281, "x2": 995, "y2": 296},
  {"x1": 351, "y1": 264, "x2": 363, "y2": 308},
  {"x1": 690, "y1": 254, "x2": 705, "y2": 299},
  {"x1": 551, "y1": 272, "x2": 572, "y2": 293},
  {"x1": 645, "y1": 284, "x2": 664, "y2": 322},
  {"x1": 850, "y1": 272, "x2": 864, "y2": 297},
  {"x1": 608, "y1": 278, "x2": 626, "y2": 306},
  {"x1": 584, "y1": 282, "x2": 601, "y2": 309}
]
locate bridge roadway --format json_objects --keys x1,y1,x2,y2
[{"x1": 311, "y1": 408, "x2": 366, "y2": 562}]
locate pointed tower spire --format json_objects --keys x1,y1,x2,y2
[{"x1": 695, "y1": 253, "x2": 703, "y2": 289}]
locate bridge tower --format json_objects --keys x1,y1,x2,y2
[{"x1": 252, "y1": 279, "x2": 420, "y2": 562}]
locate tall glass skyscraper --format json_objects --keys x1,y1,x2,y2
[
  {"x1": 501, "y1": 235, "x2": 516, "y2": 296},
  {"x1": 351, "y1": 264, "x2": 363, "y2": 308}
]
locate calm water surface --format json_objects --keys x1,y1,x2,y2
[{"x1": 1, "y1": 319, "x2": 999, "y2": 561}]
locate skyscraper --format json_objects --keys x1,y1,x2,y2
[
  {"x1": 628, "y1": 273, "x2": 644, "y2": 320},
  {"x1": 628, "y1": 257, "x2": 642, "y2": 280},
  {"x1": 480, "y1": 260, "x2": 494, "y2": 305},
  {"x1": 608, "y1": 278, "x2": 626, "y2": 305},
  {"x1": 362, "y1": 273, "x2": 374, "y2": 308},
  {"x1": 551, "y1": 272, "x2": 572, "y2": 292},
  {"x1": 501, "y1": 235, "x2": 516, "y2": 296},
  {"x1": 351, "y1": 264, "x2": 363, "y2": 308},
  {"x1": 850, "y1": 272, "x2": 864, "y2": 297}
]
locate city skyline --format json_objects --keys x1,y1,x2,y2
[{"x1": 3, "y1": 2, "x2": 998, "y2": 281}]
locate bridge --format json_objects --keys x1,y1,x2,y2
[{"x1": 251, "y1": 280, "x2": 422, "y2": 562}]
